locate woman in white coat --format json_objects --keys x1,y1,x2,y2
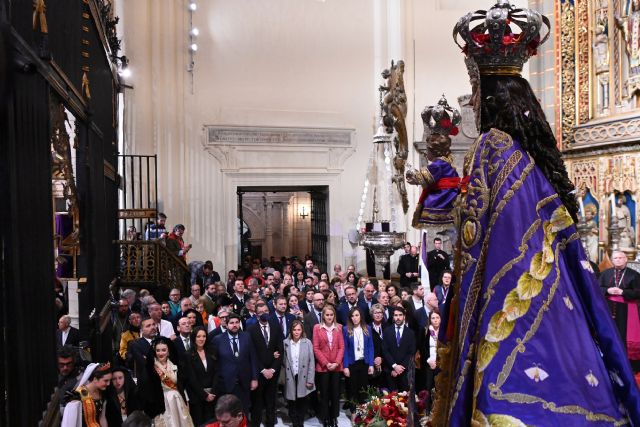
[{"x1": 283, "y1": 319, "x2": 316, "y2": 427}]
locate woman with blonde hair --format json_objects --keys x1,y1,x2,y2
[{"x1": 312, "y1": 305, "x2": 344, "y2": 427}]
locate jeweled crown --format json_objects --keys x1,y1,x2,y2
[
  {"x1": 421, "y1": 95, "x2": 461, "y2": 137},
  {"x1": 453, "y1": 0, "x2": 550, "y2": 76}
]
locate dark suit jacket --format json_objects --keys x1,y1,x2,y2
[
  {"x1": 303, "y1": 310, "x2": 322, "y2": 340},
  {"x1": 184, "y1": 350, "x2": 217, "y2": 404},
  {"x1": 381, "y1": 324, "x2": 416, "y2": 372},
  {"x1": 397, "y1": 254, "x2": 419, "y2": 287},
  {"x1": 211, "y1": 331, "x2": 258, "y2": 394},
  {"x1": 56, "y1": 327, "x2": 80, "y2": 349},
  {"x1": 336, "y1": 300, "x2": 370, "y2": 326},
  {"x1": 172, "y1": 335, "x2": 191, "y2": 361},
  {"x1": 357, "y1": 294, "x2": 379, "y2": 323},
  {"x1": 247, "y1": 320, "x2": 284, "y2": 374},
  {"x1": 206, "y1": 326, "x2": 227, "y2": 347},
  {"x1": 128, "y1": 337, "x2": 152, "y2": 381},
  {"x1": 230, "y1": 293, "x2": 248, "y2": 314},
  {"x1": 370, "y1": 323, "x2": 384, "y2": 359},
  {"x1": 300, "y1": 300, "x2": 313, "y2": 314},
  {"x1": 269, "y1": 312, "x2": 295, "y2": 338},
  {"x1": 414, "y1": 306, "x2": 431, "y2": 330}
]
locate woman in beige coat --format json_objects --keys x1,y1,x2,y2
[{"x1": 283, "y1": 319, "x2": 315, "y2": 427}]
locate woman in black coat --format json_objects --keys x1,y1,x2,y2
[
  {"x1": 368, "y1": 303, "x2": 386, "y2": 390},
  {"x1": 184, "y1": 326, "x2": 217, "y2": 425}
]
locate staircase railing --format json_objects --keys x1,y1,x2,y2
[{"x1": 116, "y1": 240, "x2": 189, "y2": 294}]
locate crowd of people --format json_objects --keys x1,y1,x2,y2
[{"x1": 57, "y1": 214, "x2": 456, "y2": 426}]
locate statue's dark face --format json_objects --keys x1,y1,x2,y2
[{"x1": 426, "y1": 134, "x2": 452, "y2": 161}]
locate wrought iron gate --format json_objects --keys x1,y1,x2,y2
[{"x1": 311, "y1": 188, "x2": 329, "y2": 273}]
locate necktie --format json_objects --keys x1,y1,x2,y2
[
  {"x1": 184, "y1": 338, "x2": 190, "y2": 351},
  {"x1": 316, "y1": 311, "x2": 321, "y2": 323},
  {"x1": 231, "y1": 336, "x2": 239, "y2": 357},
  {"x1": 396, "y1": 327, "x2": 401, "y2": 347},
  {"x1": 262, "y1": 325, "x2": 269, "y2": 345},
  {"x1": 279, "y1": 316, "x2": 285, "y2": 334}
]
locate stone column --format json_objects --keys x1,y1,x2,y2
[
  {"x1": 282, "y1": 201, "x2": 290, "y2": 257},
  {"x1": 265, "y1": 200, "x2": 274, "y2": 257}
]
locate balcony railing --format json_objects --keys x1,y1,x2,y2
[{"x1": 116, "y1": 240, "x2": 189, "y2": 294}]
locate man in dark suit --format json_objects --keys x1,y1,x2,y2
[
  {"x1": 301, "y1": 288, "x2": 315, "y2": 314},
  {"x1": 415, "y1": 292, "x2": 439, "y2": 329},
  {"x1": 212, "y1": 313, "x2": 258, "y2": 414},
  {"x1": 230, "y1": 280, "x2": 248, "y2": 315},
  {"x1": 382, "y1": 307, "x2": 416, "y2": 391},
  {"x1": 172, "y1": 316, "x2": 193, "y2": 361},
  {"x1": 427, "y1": 238, "x2": 451, "y2": 290},
  {"x1": 407, "y1": 282, "x2": 426, "y2": 315},
  {"x1": 303, "y1": 291, "x2": 325, "y2": 339},
  {"x1": 358, "y1": 283, "x2": 378, "y2": 323},
  {"x1": 337, "y1": 285, "x2": 368, "y2": 326},
  {"x1": 247, "y1": 302, "x2": 284, "y2": 427},
  {"x1": 600, "y1": 250, "x2": 640, "y2": 361},
  {"x1": 270, "y1": 295, "x2": 295, "y2": 339},
  {"x1": 127, "y1": 316, "x2": 157, "y2": 381},
  {"x1": 56, "y1": 315, "x2": 80, "y2": 349},
  {"x1": 397, "y1": 245, "x2": 420, "y2": 288}
]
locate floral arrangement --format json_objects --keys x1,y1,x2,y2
[{"x1": 353, "y1": 389, "x2": 429, "y2": 427}]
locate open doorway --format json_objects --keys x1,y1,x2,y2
[{"x1": 237, "y1": 186, "x2": 329, "y2": 272}]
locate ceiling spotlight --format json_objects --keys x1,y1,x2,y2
[
  {"x1": 119, "y1": 68, "x2": 131, "y2": 78},
  {"x1": 190, "y1": 43, "x2": 198, "y2": 52},
  {"x1": 189, "y1": 2, "x2": 197, "y2": 11},
  {"x1": 190, "y1": 27, "x2": 199, "y2": 36}
]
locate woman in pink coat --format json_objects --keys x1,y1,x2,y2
[{"x1": 312, "y1": 305, "x2": 344, "y2": 427}]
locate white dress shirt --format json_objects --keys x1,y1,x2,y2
[
  {"x1": 158, "y1": 319, "x2": 174, "y2": 338},
  {"x1": 290, "y1": 339, "x2": 301, "y2": 376},
  {"x1": 61, "y1": 329, "x2": 70, "y2": 346},
  {"x1": 353, "y1": 326, "x2": 364, "y2": 361}
]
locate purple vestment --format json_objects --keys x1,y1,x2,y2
[{"x1": 445, "y1": 129, "x2": 640, "y2": 425}]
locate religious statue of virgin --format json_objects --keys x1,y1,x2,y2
[{"x1": 431, "y1": 1, "x2": 640, "y2": 425}]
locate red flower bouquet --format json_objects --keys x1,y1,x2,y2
[{"x1": 353, "y1": 389, "x2": 427, "y2": 427}]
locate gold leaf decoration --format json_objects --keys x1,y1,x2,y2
[
  {"x1": 486, "y1": 414, "x2": 528, "y2": 427},
  {"x1": 463, "y1": 219, "x2": 477, "y2": 247},
  {"x1": 529, "y1": 251, "x2": 552, "y2": 280},
  {"x1": 503, "y1": 289, "x2": 531, "y2": 321},
  {"x1": 477, "y1": 339, "x2": 499, "y2": 372},
  {"x1": 516, "y1": 272, "x2": 543, "y2": 300},
  {"x1": 550, "y1": 205, "x2": 573, "y2": 232},
  {"x1": 485, "y1": 311, "x2": 515, "y2": 343}
]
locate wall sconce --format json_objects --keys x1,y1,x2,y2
[{"x1": 299, "y1": 206, "x2": 309, "y2": 219}]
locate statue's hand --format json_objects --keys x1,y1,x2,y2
[{"x1": 406, "y1": 169, "x2": 420, "y2": 185}]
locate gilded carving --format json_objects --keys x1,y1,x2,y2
[
  {"x1": 380, "y1": 60, "x2": 409, "y2": 214},
  {"x1": 577, "y1": 0, "x2": 591, "y2": 123},
  {"x1": 568, "y1": 159, "x2": 599, "y2": 199},
  {"x1": 561, "y1": 1, "x2": 576, "y2": 146}
]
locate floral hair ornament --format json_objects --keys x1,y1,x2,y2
[
  {"x1": 421, "y1": 95, "x2": 462, "y2": 137},
  {"x1": 453, "y1": 0, "x2": 551, "y2": 77}
]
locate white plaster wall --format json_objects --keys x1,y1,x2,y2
[{"x1": 118, "y1": 0, "x2": 531, "y2": 275}]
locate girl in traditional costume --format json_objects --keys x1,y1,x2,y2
[
  {"x1": 139, "y1": 337, "x2": 194, "y2": 426},
  {"x1": 61, "y1": 362, "x2": 112, "y2": 427},
  {"x1": 432, "y1": 1, "x2": 640, "y2": 425}
]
